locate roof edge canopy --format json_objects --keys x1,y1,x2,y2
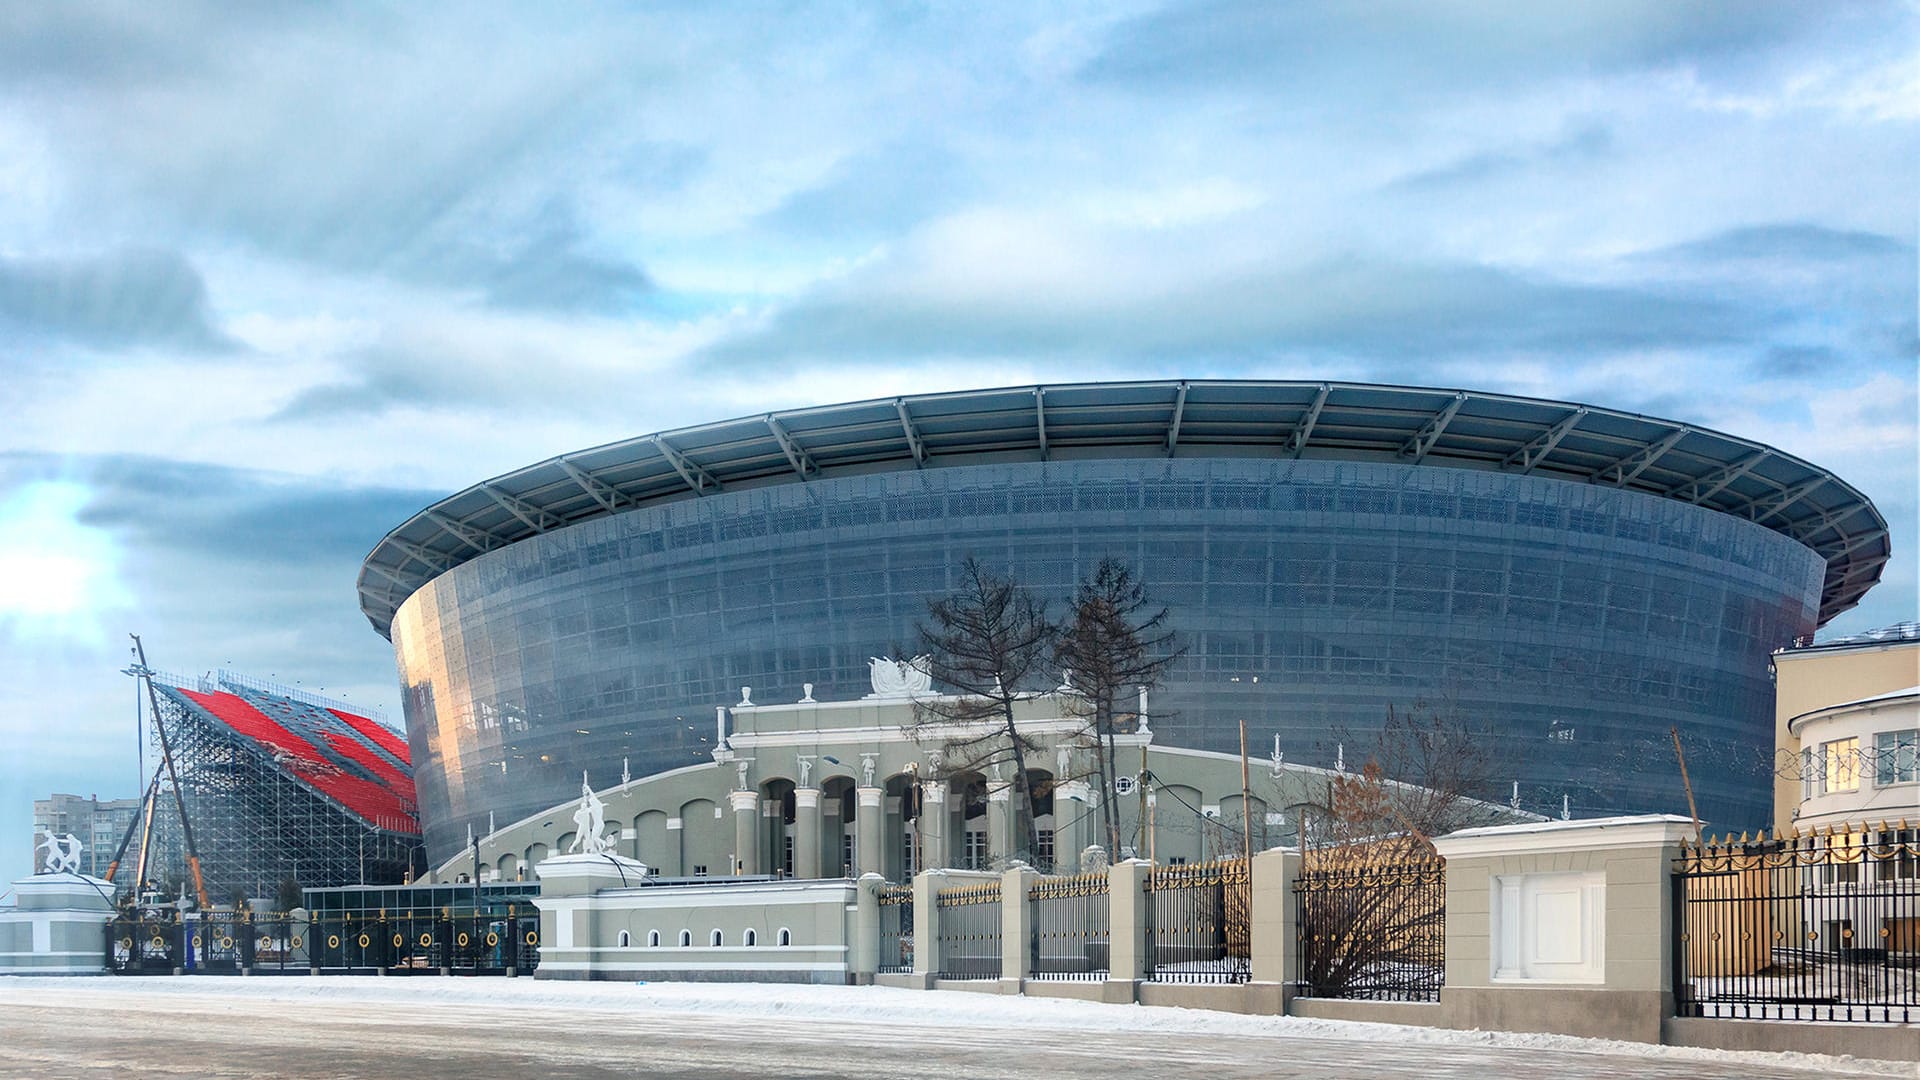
[{"x1": 357, "y1": 379, "x2": 1889, "y2": 638}]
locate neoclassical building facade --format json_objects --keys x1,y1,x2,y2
[{"x1": 433, "y1": 676, "x2": 1366, "y2": 885}]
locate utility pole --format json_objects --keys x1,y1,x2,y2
[{"x1": 1238, "y1": 717, "x2": 1252, "y2": 865}]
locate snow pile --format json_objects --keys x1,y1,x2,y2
[{"x1": 6, "y1": 976, "x2": 1911, "y2": 1074}]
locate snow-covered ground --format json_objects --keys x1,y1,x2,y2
[{"x1": 0, "y1": 975, "x2": 1910, "y2": 1077}]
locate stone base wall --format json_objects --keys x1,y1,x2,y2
[{"x1": 1663, "y1": 1016, "x2": 1920, "y2": 1062}]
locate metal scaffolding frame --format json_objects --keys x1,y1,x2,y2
[{"x1": 135, "y1": 674, "x2": 421, "y2": 900}]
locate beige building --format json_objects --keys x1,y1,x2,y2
[{"x1": 1771, "y1": 623, "x2": 1920, "y2": 835}]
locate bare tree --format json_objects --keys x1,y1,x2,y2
[
  {"x1": 1296, "y1": 703, "x2": 1513, "y2": 1000},
  {"x1": 913, "y1": 558, "x2": 1057, "y2": 862},
  {"x1": 1055, "y1": 557, "x2": 1183, "y2": 857}
]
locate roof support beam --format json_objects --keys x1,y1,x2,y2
[
  {"x1": 1502, "y1": 407, "x2": 1587, "y2": 473},
  {"x1": 896, "y1": 398, "x2": 926, "y2": 466},
  {"x1": 385, "y1": 539, "x2": 457, "y2": 574},
  {"x1": 1784, "y1": 502, "x2": 1867, "y2": 545},
  {"x1": 557, "y1": 459, "x2": 631, "y2": 514},
  {"x1": 1288, "y1": 383, "x2": 1331, "y2": 458},
  {"x1": 1399, "y1": 391, "x2": 1467, "y2": 463},
  {"x1": 425, "y1": 510, "x2": 502, "y2": 554},
  {"x1": 1741, "y1": 475, "x2": 1826, "y2": 525},
  {"x1": 1165, "y1": 381, "x2": 1189, "y2": 456},
  {"x1": 481, "y1": 483, "x2": 565, "y2": 532},
  {"x1": 764, "y1": 414, "x2": 817, "y2": 479},
  {"x1": 1671, "y1": 450, "x2": 1767, "y2": 505},
  {"x1": 1820, "y1": 527, "x2": 1888, "y2": 562},
  {"x1": 652, "y1": 435, "x2": 721, "y2": 494},
  {"x1": 1591, "y1": 426, "x2": 1689, "y2": 487},
  {"x1": 1031, "y1": 388, "x2": 1050, "y2": 460},
  {"x1": 361, "y1": 561, "x2": 416, "y2": 590}
]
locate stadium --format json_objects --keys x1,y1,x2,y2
[{"x1": 356, "y1": 380, "x2": 1889, "y2": 866}]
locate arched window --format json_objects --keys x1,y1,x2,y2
[
  {"x1": 648, "y1": 930, "x2": 661, "y2": 948},
  {"x1": 709, "y1": 929, "x2": 723, "y2": 947},
  {"x1": 742, "y1": 928, "x2": 756, "y2": 947},
  {"x1": 678, "y1": 929, "x2": 692, "y2": 947},
  {"x1": 777, "y1": 928, "x2": 792, "y2": 947},
  {"x1": 616, "y1": 930, "x2": 631, "y2": 948}
]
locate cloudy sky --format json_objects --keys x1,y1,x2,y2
[{"x1": 2, "y1": 3, "x2": 1914, "y2": 879}]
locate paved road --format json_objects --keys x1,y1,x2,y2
[{"x1": 0, "y1": 982, "x2": 1895, "y2": 1080}]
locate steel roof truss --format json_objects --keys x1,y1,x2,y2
[
  {"x1": 557, "y1": 459, "x2": 631, "y2": 514},
  {"x1": 1591, "y1": 426, "x2": 1689, "y2": 487},
  {"x1": 424, "y1": 510, "x2": 502, "y2": 554},
  {"x1": 386, "y1": 539, "x2": 457, "y2": 575},
  {"x1": 1741, "y1": 475, "x2": 1827, "y2": 525},
  {"x1": 1165, "y1": 381, "x2": 1189, "y2": 456},
  {"x1": 1671, "y1": 451, "x2": 1767, "y2": 505},
  {"x1": 362, "y1": 561, "x2": 416, "y2": 590},
  {"x1": 896, "y1": 398, "x2": 926, "y2": 465},
  {"x1": 1399, "y1": 391, "x2": 1468, "y2": 462},
  {"x1": 652, "y1": 435, "x2": 722, "y2": 494},
  {"x1": 1034, "y1": 389, "x2": 1049, "y2": 460},
  {"x1": 1501, "y1": 407, "x2": 1588, "y2": 473},
  {"x1": 1288, "y1": 383, "x2": 1331, "y2": 458},
  {"x1": 480, "y1": 483, "x2": 564, "y2": 532},
  {"x1": 763, "y1": 414, "x2": 818, "y2": 480}
]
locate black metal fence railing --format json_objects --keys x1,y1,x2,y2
[
  {"x1": 878, "y1": 883, "x2": 914, "y2": 974},
  {"x1": 1674, "y1": 826, "x2": 1918, "y2": 1024},
  {"x1": 1146, "y1": 857, "x2": 1249, "y2": 984},
  {"x1": 107, "y1": 907, "x2": 541, "y2": 977},
  {"x1": 1029, "y1": 871, "x2": 1109, "y2": 980},
  {"x1": 1293, "y1": 855, "x2": 1445, "y2": 1002},
  {"x1": 934, "y1": 880, "x2": 1001, "y2": 980}
]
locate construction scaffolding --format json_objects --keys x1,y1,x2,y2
[{"x1": 131, "y1": 670, "x2": 422, "y2": 900}]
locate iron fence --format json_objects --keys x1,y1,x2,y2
[
  {"x1": 1674, "y1": 826, "x2": 1918, "y2": 1023},
  {"x1": 1029, "y1": 871, "x2": 1109, "y2": 980},
  {"x1": 107, "y1": 907, "x2": 539, "y2": 976},
  {"x1": 878, "y1": 883, "x2": 914, "y2": 974},
  {"x1": 935, "y1": 880, "x2": 1001, "y2": 980},
  {"x1": 1146, "y1": 857, "x2": 1249, "y2": 983},
  {"x1": 1293, "y1": 854, "x2": 1445, "y2": 1001}
]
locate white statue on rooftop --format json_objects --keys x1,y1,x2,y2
[
  {"x1": 867, "y1": 655, "x2": 932, "y2": 697},
  {"x1": 567, "y1": 773, "x2": 614, "y2": 855},
  {"x1": 36, "y1": 830, "x2": 83, "y2": 875}
]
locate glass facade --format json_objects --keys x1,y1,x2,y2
[{"x1": 391, "y1": 458, "x2": 1825, "y2": 863}]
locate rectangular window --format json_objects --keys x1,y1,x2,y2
[
  {"x1": 691, "y1": 865, "x2": 707, "y2": 877},
  {"x1": 1879, "y1": 830, "x2": 1918, "y2": 882},
  {"x1": 842, "y1": 833, "x2": 855, "y2": 875},
  {"x1": 963, "y1": 831, "x2": 988, "y2": 871},
  {"x1": 1876, "y1": 729, "x2": 1919, "y2": 785},
  {"x1": 1823, "y1": 738, "x2": 1861, "y2": 794},
  {"x1": 783, "y1": 835, "x2": 795, "y2": 877},
  {"x1": 1036, "y1": 828, "x2": 1055, "y2": 870}
]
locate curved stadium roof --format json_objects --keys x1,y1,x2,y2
[{"x1": 358, "y1": 380, "x2": 1889, "y2": 638}]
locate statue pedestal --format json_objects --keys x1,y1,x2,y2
[
  {"x1": 532, "y1": 854, "x2": 649, "y2": 980},
  {"x1": 533, "y1": 853, "x2": 650, "y2": 898},
  {"x1": 1, "y1": 873, "x2": 118, "y2": 975}
]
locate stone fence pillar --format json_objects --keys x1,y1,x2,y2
[
  {"x1": 1431, "y1": 814, "x2": 1693, "y2": 1044},
  {"x1": 1105, "y1": 859, "x2": 1152, "y2": 990},
  {"x1": 851, "y1": 873, "x2": 885, "y2": 984},
  {"x1": 1000, "y1": 864, "x2": 1039, "y2": 990},
  {"x1": 909, "y1": 868, "x2": 944, "y2": 988},
  {"x1": 1249, "y1": 846, "x2": 1300, "y2": 994}
]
